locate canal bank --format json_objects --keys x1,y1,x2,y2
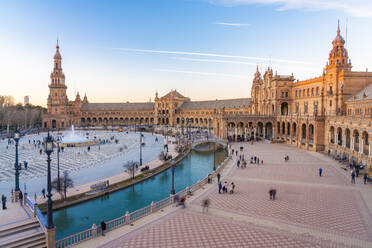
[{"x1": 52, "y1": 145, "x2": 227, "y2": 240}]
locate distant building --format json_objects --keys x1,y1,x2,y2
[
  {"x1": 24, "y1": 95, "x2": 30, "y2": 105},
  {"x1": 43, "y1": 24, "x2": 372, "y2": 170}
]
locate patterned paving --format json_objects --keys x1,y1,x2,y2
[
  {"x1": 101, "y1": 210, "x2": 339, "y2": 248},
  {"x1": 94, "y1": 141, "x2": 372, "y2": 248},
  {"x1": 0, "y1": 131, "x2": 139, "y2": 181}
]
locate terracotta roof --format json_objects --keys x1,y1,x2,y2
[
  {"x1": 81, "y1": 102, "x2": 154, "y2": 111},
  {"x1": 346, "y1": 83, "x2": 372, "y2": 102},
  {"x1": 180, "y1": 98, "x2": 251, "y2": 110}
]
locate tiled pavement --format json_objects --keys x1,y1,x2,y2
[{"x1": 84, "y1": 142, "x2": 372, "y2": 248}]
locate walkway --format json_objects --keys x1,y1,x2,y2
[{"x1": 78, "y1": 142, "x2": 372, "y2": 248}]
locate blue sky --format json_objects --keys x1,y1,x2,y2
[{"x1": 1, "y1": 0, "x2": 371, "y2": 106}]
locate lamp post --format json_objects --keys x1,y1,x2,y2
[
  {"x1": 213, "y1": 142, "x2": 216, "y2": 171},
  {"x1": 139, "y1": 132, "x2": 143, "y2": 166},
  {"x1": 170, "y1": 164, "x2": 175, "y2": 195},
  {"x1": 56, "y1": 138, "x2": 61, "y2": 192},
  {"x1": 44, "y1": 132, "x2": 54, "y2": 229},
  {"x1": 13, "y1": 130, "x2": 20, "y2": 201}
]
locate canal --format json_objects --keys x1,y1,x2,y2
[{"x1": 53, "y1": 146, "x2": 227, "y2": 240}]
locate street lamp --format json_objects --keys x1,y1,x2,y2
[
  {"x1": 13, "y1": 130, "x2": 21, "y2": 201},
  {"x1": 139, "y1": 132, "x2": 143, "y2": 166},
  {"x1": 56, "y1": 138, "x2": 61, "y2": 192},
  {"x1": 44, "y1": 132, "x2": 54, "y2": 229},
  {"x1": 213, "y1": 142, "x2": 216, "y2": 171},
  {"x1": 170, "y1": 164, "x2": 175, "y2": 195}
]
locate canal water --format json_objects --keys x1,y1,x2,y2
[{"x1": 53, "y1": 146, "x2": 227, "y2": 240}]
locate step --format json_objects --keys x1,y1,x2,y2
[
  {"x1": 0, "y1": 219, "x2": 38, "y2": 235},
  {"x1": 0, "y1": 221, "x2": 40, "y2": 238},
  {"x1": 1, "y1": 231, "x2": 45, "y2": 248}
]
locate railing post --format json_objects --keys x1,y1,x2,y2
[
  {"x1": 33, "y1": 204, "x2": 37, "y2": 217},
  {"x1": 150, "y1": 201, "x2": 155, "y2": 213},
  {"x1": 125, "y1": 211, "x2": 130, "y2": 224},
  {"x1": 92, "y1": 223, "x2": 97, "y2": 238}
]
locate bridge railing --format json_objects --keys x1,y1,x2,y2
[
  {"x1": 25, "y1": 195, "x2": 47, "y2": 233},
  {"x1": 55, "y1": 155, "x2": 231, "y2": 247}
]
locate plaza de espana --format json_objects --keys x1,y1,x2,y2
[{"x1": 43, "y1": 25, "x2": 372, "y2": 172}]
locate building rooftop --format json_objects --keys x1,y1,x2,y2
[
  {"x1": 180, "y1": 98, "x2": 251, "y2": 110},
  {"x1": 346, "y1": 83, "x2": 372, "y2": 102},
  {"x1": 81, "y1": 102, "x2": 154, "y2": 111}
]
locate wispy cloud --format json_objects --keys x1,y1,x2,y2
[
  {"x1": 113, "y1": 48, "x2": 313, "y2": 65},
  {"x1": 215, "y1": 22, "x2": 251, "y2": 26},
  {"x1": 156, "y1": 69, "x2": 248, "y2": 78},
  {"x1": 205, "y1": 0, "x2": 372, "y2": 17},
  {"x1": 173, "y1": 57, "x2": 269, "y2": 66}
]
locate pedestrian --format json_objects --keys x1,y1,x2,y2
[
  {"x1": 363, "y1": 173, "x2": 368, "y2": 184},
  {"x1": 223, "y1": 181, "x2": 227, "y2": 193},
  {"x1": 180, "y1": 197, "x2": 186, "y2": 208},
  {"x1": 217, "y1": 173, "x2": 221, "y2": 182},
  {"x1": 100, "y1": 220, "x2": 106, "y2": 236},
  {"x1": 351, "y1": 169, "x2": 356, "y2": 184},
  {"x1": 24, "y1": 161, "x2": 28, "y2": 170},
  {"x1": 261, "y1": 159, "x2": 263, "y2": 164},
  {"x1": 39, "y1": 149, "x2": 42, "y2": 155},
  {"x1": 269, "y1": 188, "x2": 276, "y2": 200},
  {"x1": 356, "y1": 166, "x2": 360, "y2": 177},
  {"x1": 202, "y1": 198, "x2": 210, "y2": 213},
  {"x1": 42, "y1": 188, "x2": 46, "y2": 198},
  {"x1": 319, "y1": 168, "x2": 323, "y2": 177},
  {"x1": 237, "y1": 160, "x2": 240, "y2": 168},
  {"x1": 1, "y1": 194, "x2": 7, "y2": 210},
  {"x1": 254, "y1": 156, "x2": 257, "y2": 163},
  {"x1": 19, "y1": 191, "x2": 23, "y2": 205},
  {"x1": 235, "y1": 151, "x2": 238, "y2": 156},
  {"x1": 218, "y1": 181, "x2": 222, "y2": 194},
  {"x1": 230, "y1": 182, "x2": 235, "y2": 194}
]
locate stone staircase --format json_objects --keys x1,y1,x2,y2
[{"x1": 0, "y1": 208, "x2": 46, "y2": 248}]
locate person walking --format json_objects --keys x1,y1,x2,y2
[
  {"x1": 319, "y1": 168, "x2": 323, "y2": 177},
  {"x1": 351, "y1": 169, "x2": 356, "y2": 184},
  {"x1": 217, "y1": 173, "x2": 221, "y2": 183},
  {"x1": 364, "y1": 173, "x2": 368, "y2": 184},
  {"x1": 19, "y1": 191, "x2": 23, "y2": 206},
  {"x1": 100, "y1": 220, "x2": 107, "y2": 236},
  {"x1": 218, "y1": 181, "x2": 222, "y2": 194},
  {"x1": 269, "y1": 188, "x2": 277, "y2": 200},
  {"x1": 1, "y1": 194, "x2": 7, "y2": 210},
  {"x1": 42, "y1": 188, "x2": 46, "y2": 198},
  {"x1": 202, "y1": 198, "x2": 210, "y2": 213}
]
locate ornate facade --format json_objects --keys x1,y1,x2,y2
[{"x1": 43, "y1": 24, "x2": 372, "y2": 169}]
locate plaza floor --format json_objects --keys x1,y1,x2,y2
[{"x1": 80, "y1": 141, "x2": 372, "y2": 248}]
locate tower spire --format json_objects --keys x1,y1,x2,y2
[{"x1": 337, "y1": 20, "x2": 340, "y2": 36}]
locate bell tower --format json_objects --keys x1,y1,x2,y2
[
  {"x1": 47, "y1": 41, "x2": 68, "y2": 115},
  {"x1": 326, "y1": 21, "x2": 352, "y2": 72}
]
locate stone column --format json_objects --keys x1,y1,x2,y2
[
  {"x1": 328, "y1": 132, "x2": 332, "y2": 143},
  {"x1": 46, "y1": 227, "x2": 56, "y2": 248},
  {"x1": 92, "y1": 224, "x2": 97, "y2": 238},
  {"x1": 359, "y1": 139, "x2": 363, "y2": 154},
  {"x1": 351, "y1": 137, "x2": 354, "y2": 150},
  {"x1": 263, "y1": 127, "x2": 266, "y2": 139},
  {"x1": 254, "y1": 128, "x2": 256, "y2": 140},
  {"x1": 272, "y1": 127, "x2": 275, "y2": 140},
  {"x1": 369, "y1": 142, "x2": 371, "y2": 157},
  {"x1": 335, "y1": 134, "x2": 338, "y2": 145},
  {"x1": 342, "y1": 135, "x2": 346, "y2": 147}
]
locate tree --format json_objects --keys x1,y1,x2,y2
[
  {"x1": 52, "y1": 171, "x2": 74, "y2": 200},
  {"x1": 123, "y1": 161, "x2": 139, "y2": 180}
]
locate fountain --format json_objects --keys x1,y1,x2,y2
[{"x1": 60, "y1": 125, "x2": 98, "y2": 147}]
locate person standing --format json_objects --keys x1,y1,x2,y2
[
  {"x1": 218, "y1": 181, "x2": 222, "y2": 194},
  {"x1": 42, "y1": 188, "x2": 46, "y2": 198},
  {"x1": 351, "y1": 169, "x2": 356, "y2": 184},
  {"x1": 217, "y1": 173, "x2": 221, "y2": 183},
  {"x1": 319, "y1": 168, "x2": 323, "y2": 177},
  {"x1": 1, "y1": 194, "x2": 7, "y2": 210},
  {"x1": 100, "y1": 220, "x2": 107, "y2": 236},
  {"x1": 19, "y1": 191, "x2": 23, "y2": 206},
  {"x1": 364, "y1": 173, "x2": 368, "y2": 184}
]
